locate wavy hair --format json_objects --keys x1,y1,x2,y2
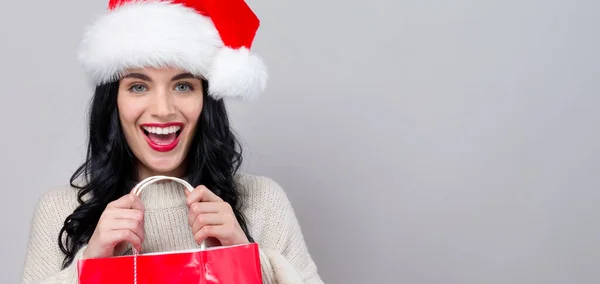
[{"x1": 57, "y1": 79, "x2": 253, "y2": 268}]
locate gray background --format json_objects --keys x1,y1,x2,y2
[{"x1": 2, "y1": 0, "x2": 599, "y2": 283}]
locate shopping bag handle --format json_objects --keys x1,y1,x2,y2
[{"x1": 130, "y1": 175, "x2": 208, "y2": 251}]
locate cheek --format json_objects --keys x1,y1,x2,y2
[
  {"x1": 117, "y1": 96, "x2": 145, "y2": 132},
  {"x1": 179, "y1": 98, "x2": 203, "y2": 126}
]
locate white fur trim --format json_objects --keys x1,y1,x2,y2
[
  {"x1": 207, "y1": 47, "x2": 268, "y2": 100},
  {"x1": 77, "y1": 1, "x2": 267, "y2": 99}
]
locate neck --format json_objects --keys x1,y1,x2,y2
[
  {"x1": 136, "y1": 179, "x2": 189, "y2": 209},
  {"x1": 136, "y1": 161, "x2": 188, "y2": 181}
]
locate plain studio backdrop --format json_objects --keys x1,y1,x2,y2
[{"x1": 1, "y1": 0, "x2": 599, "y2": 283}]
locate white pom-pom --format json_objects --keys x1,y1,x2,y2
[{"x1": 207, "y1": 47, "x2": 268, "y2": 100}]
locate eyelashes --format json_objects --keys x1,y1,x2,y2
[
  {"x1": 174, "y1": 82, "x2": 194, "y2": 92},
  {"x1": 127, "y1": 82, "x2": 196, "y2": 94},
  {"x1": 129, "y1": 84, "x2": 148, "y2": 93}
]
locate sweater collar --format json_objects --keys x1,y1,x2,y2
[{"x1": 137, "y1": 180, "x2": 189, "y2": 210}]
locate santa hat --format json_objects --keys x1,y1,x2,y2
[{"x1": 77, "y1": 0, "x2": 267, "y2": 100}]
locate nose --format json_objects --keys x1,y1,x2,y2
[{"x1": 149, "y1": 88, "x2": 176, "y2": 119}]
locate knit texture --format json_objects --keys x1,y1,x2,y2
[{"x1": 21, "y1": 173, "x2": 323, "y2": 284}]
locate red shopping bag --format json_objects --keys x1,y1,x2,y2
[
  {"x1": 77, "y1": 244, "x2": 262, "y2": 283},
  {"x1": 77, "y1": 175, "x2": 263, "y2": 284}
]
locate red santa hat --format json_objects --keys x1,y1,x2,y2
[{"x1": 77, "y1": 0, "x2": 267, "y2": 100}]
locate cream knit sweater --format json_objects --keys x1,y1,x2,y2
[{"x1": 21, "y1": 173, "x2": 323, "y2": 284}]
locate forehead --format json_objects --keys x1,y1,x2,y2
[
  {"x1": 122, "y1": 66, "x2": 188, "y2": 76},
  {"x1": 120, "y1": 67, "x2": 203, "y2": 82}
]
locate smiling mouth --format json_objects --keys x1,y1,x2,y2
[{"x1": 141, "y1": 123, "x2": 183, "y2": 152}]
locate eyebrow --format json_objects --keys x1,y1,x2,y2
[
  {"x1": 121, "y1": 72, "x2": 198, "y2": 82},
  {"x1": 171, "y1": 73, "x2": 197, "y2": 81},
  {"x1": 122, "y1": 73, "x2": 151, "y2": 81}
]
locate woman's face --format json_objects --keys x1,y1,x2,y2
[{"x1": 117, "y1": 67, "x2": 204, "y2": 180}]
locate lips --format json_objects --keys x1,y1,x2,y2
[{"x1": 140, "y1": 122, "x2": 183, "y2": 152}]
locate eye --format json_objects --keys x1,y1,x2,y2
[
  {"x1": 129, "y1": 84, "x2": 147, "y2": 93},
  {"x1": 175, "y1": 83, "x2": 193, "y2": 92}
]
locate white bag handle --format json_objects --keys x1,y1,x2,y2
[
  {"x1": 129, "y1": 175, "x2": 207, "y2": 284},
  {"x1": 130, "y1": 175, "x2": 208, "y2": 251},
  {"x1": 131, "y1": 175, "x2": 192, "y2": 195}
]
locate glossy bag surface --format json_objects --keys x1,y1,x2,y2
[{"x1": 77, "y1": 243, "x2": 262, "y2": 284}]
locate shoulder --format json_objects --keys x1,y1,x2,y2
[
  {"x1": 234, "y1": 173, "x2": 316, "y2": 255},
  {"x1": 22, "y1": 186, "x2": 81, "y2": 280},
  {"x1": 31, "y1": 186, "x2": 80, "y2": 226},
  {"x1": 36, "y1": 186, "x2": 80, "y2": 210},
  {"x1": 234, "y1": 172, "x2": 292, "y2": 209},
  {"x1": 234, "y1": 173, "x2": 302, "y2": 240}
]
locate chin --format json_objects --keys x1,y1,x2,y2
[{"x1": 141, "y1": 155, "x2": 186, "y2": 176}]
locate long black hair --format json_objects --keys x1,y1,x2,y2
[{"x1": 57, "y1": 79, "x2": 253, "y2": 268}]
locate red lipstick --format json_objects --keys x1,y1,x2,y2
[
  {"x1": 140, "y1": 122, "x2": 184, "y2": 152},
  {"x1": 141, "y1": 122, "x2": 184, "y2": 128}
]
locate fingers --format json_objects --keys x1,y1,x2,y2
[
  {"x1": 101, "y1": 206, "x2": 144, "y2": 230},
  {"x1": 193, "y1": 225, "x2": 219, "y2": 245},
  {"x1": 129, "y1": 193, "x2": 145, "y2": 211},
  {"x1": 185, "y1": 185, "x2": 223, "y2": 206},
  {"x1": 87, "y1": 193, "x2": 146, "y2": 258},
  {"x1": 106, "y1": 229, "x2": 144, "y2": 252},
  {"x1": 189, "y1": 201, "x2": 222, "y2": 214},
  {"x1": 193, "y1": 225, "x2": 239, "y2": 246},
  {"x1": 189, "y1": 209, "x2": 244, "y2": 246},
  {"x1": 184, "y1": 185, "x2": 248, "y2": 247},
  {"x1": 107, "y1": 193, "x2": 145, "y2": 211},
  {"x1": 105, "y1": 208, "x2": 145, "y2": 222},
  {"x1": 109, "y1": 219, "x2": 145, "y2": 244},
  {"x1": 187, "y1": 202, "x2": 226, "y2": 226},
  {"x1": 191, "y1": 213, "x2": 224, "y2": 234}
]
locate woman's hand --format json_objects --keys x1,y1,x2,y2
[
  {"x1": 83, "y1": 193, "x2": 145, "y2": 259},
  {"x1": 185, "y1": 185, "x2": 249, "y2": 247}
]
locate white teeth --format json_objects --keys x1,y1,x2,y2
[{"x1": 143, "y1": 125, "x2": 181, "y2": 135}]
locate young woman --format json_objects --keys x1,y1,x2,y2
[{"x1": 21, "y1": 0, "x2": 323, "y2": 283}]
